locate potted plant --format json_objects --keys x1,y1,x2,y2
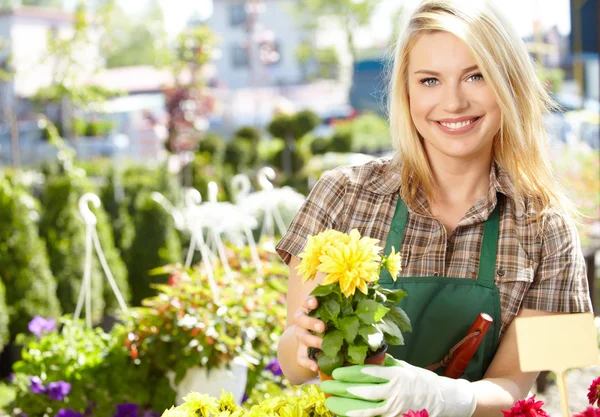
[
  {"x1": 298, "y1": 229, "x2": 412, "y2": 378},
  {"x1": 126, "y1": 242, "x2": 288, "y2": 405},
  {"x1": 8, "y1": 316, "x2": 172, "y2": 417}
]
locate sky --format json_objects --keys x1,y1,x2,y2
[{"x1": 66, "y1": 0, "x2": 572, "y2": 42}]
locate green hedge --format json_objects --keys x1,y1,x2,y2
[
  {"x1": 125, "y1": 192, "x2": 182, "y2": 305},
  {"x1": 0, "y1": 178, "x2": 61, "y2": 338},
  {"x1": 0, "y1": 278, "x2": 9, "y2": 350}
]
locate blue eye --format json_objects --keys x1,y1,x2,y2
[
  {"x1": 420, "y1": 78, "x2": 439, "y2": 87},
  {"x1": 467, "y1": 73, "x2": 484, "y2": 82}
]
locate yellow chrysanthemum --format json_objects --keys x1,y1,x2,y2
[
  {"x1": 317, "y1": 229, "x2": 382, "y2": 298},
  {"x1": 297, "y1": 229, "x2": 346, "y2": 282},
  {"x1": 161, "y1": 406, "x2": 192, "y2": 417},
  {"x1": 180, "y1": 392, "x2": 219, "y2": 416},
  {"x1": 218, "y1": 390, "x2": 239, "y2": 412},
  {"x1": 382, "y1": 246, "x2": 402, "y2": 281}
]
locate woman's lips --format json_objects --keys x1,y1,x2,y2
[{"x1": 434, "y1": 116, "x2": 482, "y2": 135}]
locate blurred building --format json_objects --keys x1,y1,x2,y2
[
  {"x1": 206, "y1": 0, "x2": 306, "y2": 89},
  {"x1": 0, "y1": 7, "x2": 101, "y2": 101},
  {"x1": 205, "y1": 0, "x2": 352, "y2": 91}
]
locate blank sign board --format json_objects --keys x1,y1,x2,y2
[{"x1": 515, "y1": 312, "x2": 599, "y2": 373}]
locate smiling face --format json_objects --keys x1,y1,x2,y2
[{"x1": 407, "y1": 31, "x2": 501, "y2": 163}]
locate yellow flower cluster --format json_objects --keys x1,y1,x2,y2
[
  {"x1": 161, "y1": 385, "x2": 331, "y2": 417},
  {"x1": 297, "y1": 229, "x2": 401, "y2": 298}
]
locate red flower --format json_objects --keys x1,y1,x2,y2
[
  {"x1": 574, "y1": 407, "x2": 600, "y2": 417},
  {"x1": 402, "y1": 410, "x2": 428, "y2": 417},
  {"x1": 502, "y1": 395, "x2": 549, "y2": 417},
  {"x1": 588, "y1": 377, "x2": 600, "y2": 406}
]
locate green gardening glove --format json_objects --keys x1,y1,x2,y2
[{"x1": 320, "y1": 355, "x2": 477, "y2": 417}]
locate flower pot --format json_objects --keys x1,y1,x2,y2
[
  {"x1": 166, "y1": 357, "x2": 248, "y2": 405},
  {"x1": 311, "y1": 344, "x2": 388, "y2": 384}
]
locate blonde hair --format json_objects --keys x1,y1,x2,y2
[{"x1": 387, "y1": 0, "x2": 574, "y2": 221}]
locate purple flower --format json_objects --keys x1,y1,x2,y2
[
  {"x1": 55, "y1": 409, "x2": 83, "y2": 417},
  {"x1": 47, "y1": 381, "x2": 71, "y2": 401},
  {"x1": 6, "y1": 373, "x2": 14, "y2": 383},
  {"x1": 265, "y1": 359, "x2": 283, "y2": 376},
  {"x1": 241, "y1": 393, "x2": 249, "y2": 404},
  {"x1": 30, "y1": 376, "x2": 46, "y2": 394},
  {"x1": 28, "y1": 316, "x2": 56, "y2": 338},
  {"x1": 114, "y1": 403, "x2": 139, "y2": 417}
]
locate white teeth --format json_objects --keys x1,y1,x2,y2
[{"x1": 439, "y1": 119, "x2": 476, "y2": 129}]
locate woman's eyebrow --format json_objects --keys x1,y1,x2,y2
[{"x1": 413, "y1": 65, "x2": 479, "y2": 76}]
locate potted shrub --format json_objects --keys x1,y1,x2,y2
[{"x1": 298, "y1": 229, "x2": 412, "y2": 378}]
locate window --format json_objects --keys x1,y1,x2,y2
[
  {"x1": 229, "y1": 4, "x2": 247, "y2": 26},
  {"x1": 231, "y1": 44, "x2": 249, "y2": 68}
]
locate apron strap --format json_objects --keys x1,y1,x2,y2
[
  {"x1": 379, "y1": 196, "x2": 409, "y2": 283},
  {"x1": 477, "y1": 195, "x2": 501, "y2": 286}
]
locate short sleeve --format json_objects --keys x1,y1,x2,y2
[
  {"x1": 275, "y1": 168, "x2": 348, "y2": 265},
  {"x1": 521, "y1": 212, "x2": 593, "y2": 313}
]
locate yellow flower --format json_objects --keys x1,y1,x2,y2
[
  {"x1": 278, "y1": 402, "x2": 307, "y2": 417},
  {"x1": 318, "y1": 229, "x2": 382, "y2": 298},
  {"x1": 161, "y1": 406, "x2": 192, "y2": 417},
  {"x1": 382, "y1": 246, "x2": 402, "y2": 281},
  {"x1": 218, "y1": 390, "x2": 239, "y2": 412},
  {"x1": 297, "y1": 229, "x2": 345, "y2": 282},
  {"x1": 180, "y1": 392, "x2": 219, "y2": 416}
]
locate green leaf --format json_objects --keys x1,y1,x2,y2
[
  {"x1": 311, "y1": 284, "x2": 336, "y2": 297},
  {"x1": 339, "y1": 316, "x2": 359, "y2": 344},
  {"x1": 347, "y1": 344, "x2": 369, "y2": 365},
  {"x1": 340, "y1": 296, "x2": 353, "y2": 316},
  {"x1": 317, "y1": 350, "x2": 344, "y2": 376},
  {"x1": 379, "y1": 288, "x2": 407, "y2": 305},
  {"x1": 388, "y1": 306, "x2": 412, "y2": 333},
  {"x1": 355, "y1": 299, "x2": 389, "y2": 325},
  {"x1": 358, "y1": 325, "x2": 384, "y2": 350},
  {"x1": 317, "y1": 298, "x2": 341, "y2": 323},
  {"x1": 321, "y1": 330, "x2": 344, "y2": 358},
  {"x1": 376, "y1": 318, "x2": 404, "y2": 346}
]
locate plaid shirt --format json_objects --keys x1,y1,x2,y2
[{"x1": 276, "y1": 157, "x2": 592, "y2": 339}]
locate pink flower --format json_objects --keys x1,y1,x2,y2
[
  {"x1": 588, "y1": 377, "x2": 600, "y2": 406},
  {"x1": 402, "y1": 410, "x2": 428, "y2": 417},
  {"x1": 502, "y1": 395, "x2": 549, "y2": 417},
  {"x1": 574, "y1": 407, "x2": 600, "y2": 417}
]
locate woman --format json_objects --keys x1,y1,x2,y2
[{"x1": 275, "y1": 1, "x2": 592, "y2": 416}]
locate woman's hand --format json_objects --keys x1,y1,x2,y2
[{"x1": 292, "y1": 295, "x2": 325, "y2": 373}]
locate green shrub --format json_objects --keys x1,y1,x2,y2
[
  {"x1": 293, "y1": 110, "x2": 320, "y2": 139},
  {"x1": 329, "y1": 130, "x2": 353, "y2": 153},
  {"x1": 125, "y1": 192, "x2": 182, "y2": 306},
  {"x1": 224, "y1": 139, "x2": 253, "y2": 171},
  {"x1": 310, "y1": 137, "x2": 330, "y2": 155},
  {"x1": 0, "y1": 178, "x2": 61, "y2": 338},
  {"x1": 100, "y1": 169, "x2": 135, "y2": 254},
  {"x1": 269, "y1": 147, "x2": 307, "y2": 175},
  {"x1": 0, "y1": 279, "x2": 9, "y2": 351},
  {"x1": 267, "y1": 114, "x2": 294, "y2": 140},
  {"x1": 39, "y1": 173, "x2": 130, "y2": 322},
  {"x1": 234, "y1": 126, "x2": 261, "y2": 146},
  {"x1": 347, "y1": 113, "x2": 391, "y2": 153},
  {"x1": 197, "y1": 133, "x2": 226, "y2": 160}
]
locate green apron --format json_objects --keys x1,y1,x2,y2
[{"x1": 379, "y1": 196, "x2": 502, "y2": 382}]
